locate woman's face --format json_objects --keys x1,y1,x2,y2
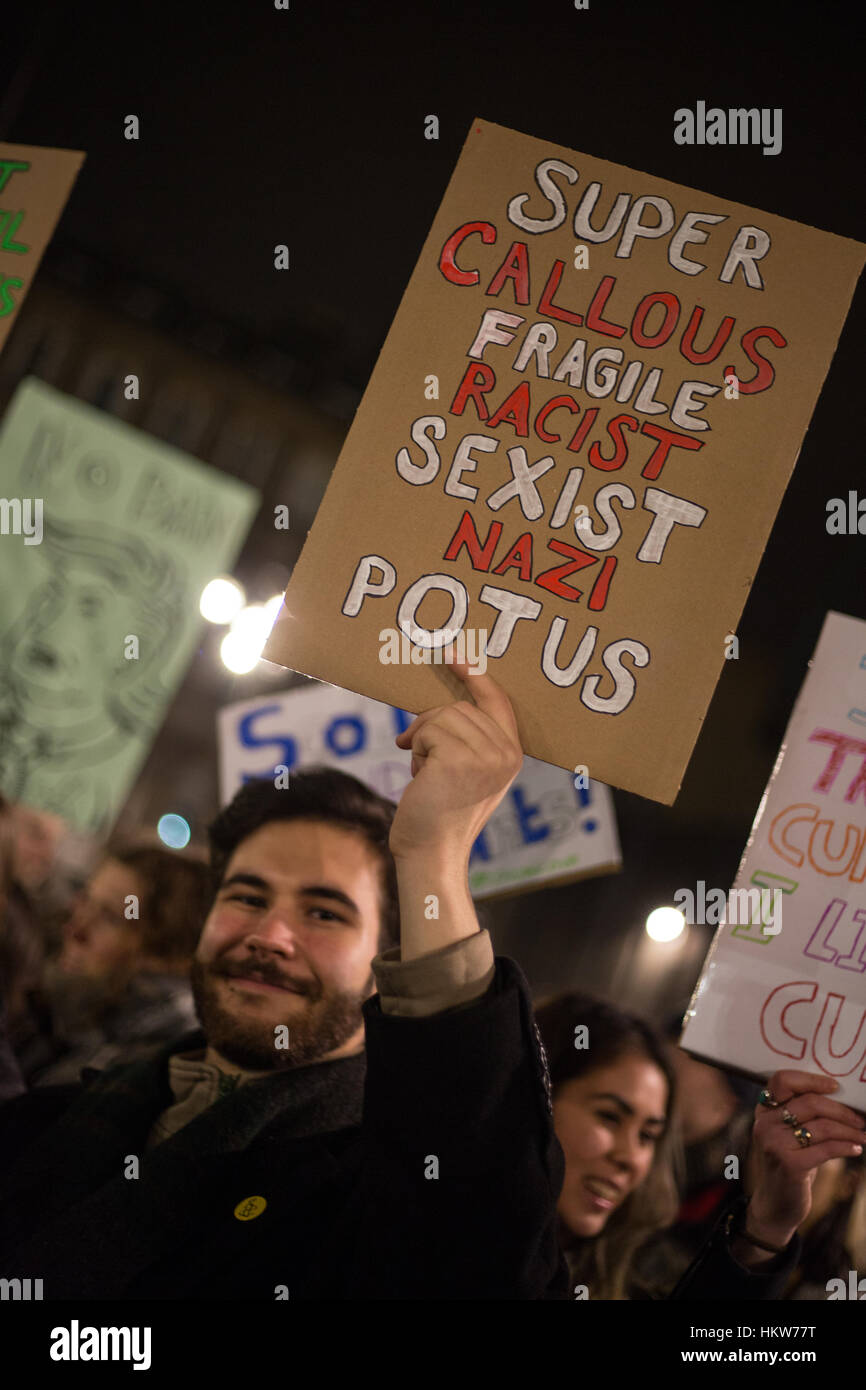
[{"x1": 553, "y1": 1053, "x2": 669, "y2": 1238}]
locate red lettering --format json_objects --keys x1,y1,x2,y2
[
  {"x1": 537, "y1": 259, "x2": 585, "y2": 327},
  {"x1": 587, "y1": 555, "x2": 617, "y2": 611},
  {"x1": 492, "y1": 532, "x2": 533, "y2": 581},
  {"x1": 639, "y1": 422, "x2": 704, "y2": 481},
  {"x1": 438, "y1": 221, "x2": 497, "y2": 287},
  {"x1": 442, "y1": 510, "x2": 503, "y2": 571},
  {"x1": 450, "y1": 363, "x2": 496, "y2": 421},
  {"x1": 584, "y1": 275, "x2": 627, "y2": 340},
  {"x1": 487, "y1": 381, "x2": 531, "y2": 436},
  {"x1": 724, "y1": 325, "x2": 787, "y2": 396},
  {"x1": 485, "y1": 241, "x2": 531, "y2": 304},
  {"x1": 535, "y1": 394, "x2": 580, "y2": 443},
  {"x1": 680, "y1": 304, "x2": 735, "y2": 364},
  {"x1": 809, "y1": 729, "x2": 866, "y2": 796},
  {"x1": 587, "y1": 413, "x2": 640, "y2": 472},
  {"x1": 630, "y1": 291, "x2": 681, "y2": 349},
  {"x1": 534, "y1": 540, "x2": 599, "y2": 601},
  {"x1": 566, "y1": 406, "x2": 600, "y2": 454}
]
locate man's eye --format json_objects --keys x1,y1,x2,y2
[
  {"x1": 309, "y1": 908, "x2": 343, "y2": 922},
  {"x1": 227, "y1": 893, "x2": 267, "y2": 908},
  {"x1": 597, "y1": 1111, "x2": 620, "y2": 1125}
]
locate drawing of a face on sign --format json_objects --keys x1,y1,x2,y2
[{"x1": 0, "y1": 517, "x2": 186, "y2": 829}]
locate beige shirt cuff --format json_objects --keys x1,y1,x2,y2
[{"x1": 371, "y1": 929, "x2": 495, "y2": 1018}]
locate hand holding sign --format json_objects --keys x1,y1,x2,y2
[
  {"x1": 744, "y1": 1069, "x2": 865, "y2": 1251},
  {"x1": 389, "y1": 652, "x2": 523, "y2": 860}
]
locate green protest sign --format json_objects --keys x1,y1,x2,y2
[
  {"x1": 0, "y1": 378, "x2": 260, "y2": 831},
  {"x1": 0, "y1": 142, "x2": 85, "y2": 353}
]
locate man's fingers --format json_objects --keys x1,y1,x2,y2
[
  {"x1": 411, "y1": 705, "x2": 509, "y2": 769},
  {"x1": 394, "y1": 708, "x2": 446, "y2": 747},
  {"x1": 392, "y1": 652, "x2": 521, "y2": 751},
  {"x1": 441, "y1": 653, "x2": 521, "y2": 744},
  {"x1": 396, "y1": 698, "x2": 518, "y2": 770}
]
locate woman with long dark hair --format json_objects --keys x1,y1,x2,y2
[
  {"x1": 535, "y1": 992, "x2": 680, "y2": 1298},
  {"x1": 536, "y1": 992, "x2": 866, "y2": 1300}
]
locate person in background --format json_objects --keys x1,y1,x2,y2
[
  {"x1": 535, "y1": 992, "x2": 866, "y2": 1299},
  {"x1": 630, "y1": 1016, "x2": 756, "y2": 1292},
  {"x1": 534, "y1": 993, "x2": 680, "y2": 1299},
  {"x1": 19, "y1": 843, "x2": 211, "y2": 1085},
  {"x1": 0, "y1": 796, "x2": 68, "y2": 1051},
  {"x1": 778, "y1": 1154, "x2": 866, "y2": 1297},
  {"x1": 0, "y1": 797, "x2": 26, "y2": 1101}
]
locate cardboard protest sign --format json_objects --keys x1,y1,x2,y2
[
  {"x1": 264, "y1": 118, "x2": 865, "y2": 804},
  {"x1": 681, "y1": 613, "x2": 866, "y2": 1110},
  {"x1": 218, "y1": 682, "x2": 620, "y2": 900},
  {"x1": 0, "y1": 377, "x2": 260, "y2": 833},
  {"x1": 0, "y1": 142, "x2": 85, "y2": 354}
]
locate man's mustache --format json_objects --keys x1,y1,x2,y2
[{"x1": 210, "y1": 956, "x2": 320, "y2": 998}]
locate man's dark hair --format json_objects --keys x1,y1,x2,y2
[{"x1": 207, "y1": 766, "x2": 400, "y2": 953}]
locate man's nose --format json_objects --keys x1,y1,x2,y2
[{"x1": 245, "y1": 907, "x2": 301, "y2": 952}]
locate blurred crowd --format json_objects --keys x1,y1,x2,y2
[
  {"x1": 1, "y1": 784, "x2": 863, "y2": 1300},
  {"x1": 0, "y1": 792, "x2": 210, "y2": 1088}
]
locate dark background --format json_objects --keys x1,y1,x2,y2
[{"x1": 1, "y1": 0, "x2": 863, "y2": 1016}]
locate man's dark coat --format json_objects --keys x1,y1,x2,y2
[{"x1": 0, "y1": 958, "x2": 568, "y2": 1300}]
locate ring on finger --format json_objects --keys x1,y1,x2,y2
[
  {"x1": 793, "y1": 1126, "x2": 813, "y2": 1148},
  {"x1": 782, "y1": 1109, "x2": 800, "y2": 1127},
  {"x1": 759, "y1": 1088, "x2": 782, "y2": 1108}
]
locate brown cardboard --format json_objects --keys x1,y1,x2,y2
[
  {"x1": 0, "y1": 142, "x2": 85, "y2": 354},
  {"x1": 264, "y1": 119, "x2": 865, "y2": 804}
]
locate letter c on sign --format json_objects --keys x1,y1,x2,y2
[
  {"x1": 439, "y1": 221, "x2": 497, "y2": 287},
  {"x1": 769, "y1": 803, "x2": 818, "y2": 868},
  {"x1": 760, "y1": 980, "x2": 817, "y2": 1060}
]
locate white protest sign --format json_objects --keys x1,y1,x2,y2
[
  {"x1": 682, "y1": 612, "x2": 866, "y2": 1110},
  {"x1": 217, "y1": 682, "x2": 620, "y2": 900}
]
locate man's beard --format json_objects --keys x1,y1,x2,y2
[{"x1": 189, "y1": 951, "x2": 373, "y2": 1071}]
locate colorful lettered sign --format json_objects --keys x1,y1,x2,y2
[
  {"x1": 682, "y1": 612, "x2": 866, "y2": 1110},
  {"x1": 264, "y1": 118, "x2": 865, "y2": 803}
]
